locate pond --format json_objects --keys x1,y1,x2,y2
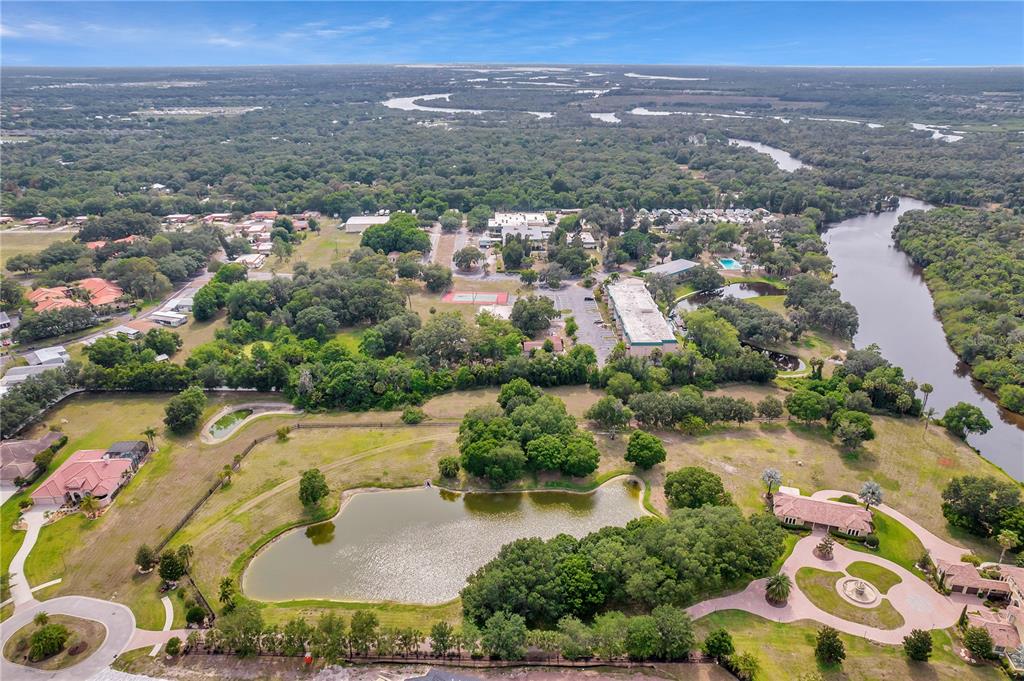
[
  {"x1": 208, "y1": 409, "x2": 253, "y2": 439},
  {"x1": 243, "y1": 479, "x2": 647, "y2": 604},
  {"x1": 826, "y1": 197, "x2": 1024, "y2": 480},
  {"x1": 728, "y1": 139, "x2": 809, "y2": 172},
  {"x1": 674, "y1": 282, "x2": 785, "y2": 313}
]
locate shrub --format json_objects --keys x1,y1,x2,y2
[
  {"x1": 401, "y1": 406, "x2": 426, "y2": 424},
  {"x1": 438, "y1": 456, "x2": 460, "y2": 479},
  {"x1": 963, "y1": 626, "x2": 993, "y2": 660},
  {"x1": 276, "y1": 426, "x2": 290, "y2": 442},
  {"x1": 864, "y1": 533, "x2": 879, "y2": 549},
  {"x1": 902, "y1": 628, "x2": 932, "y2": 661},
  {"x1": 186, "y1": 605, "x2": 206, "y2": 626},
  {"x1": 815, "y1": 626, "x2": 845, "y2": 666},
  {"x1": 165, "y1": 636, "x2": 182, "y2": 656},
  {"x1": 961, "y1": 552, "x2": 982, "y2": 566},
  {"x1": 29, "y1": 623, "x2": 69, "y2": 661}
]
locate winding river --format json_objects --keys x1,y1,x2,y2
[
  {"x1": 243, "y1": 479, "x2": 647, "y2": 604},
  {"x1": 826, "y1": 198, "x2": 1024, "y2": 480},
  {"x1": 729, "y1": 139, "x2": 808, "y2": 172}
]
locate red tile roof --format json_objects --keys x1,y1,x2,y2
[
  {"x1": 772, "y1": 493, "x2": 873, "y2": 534},
  {"x1": 34, "y1": 297, "x2": 87, "y2": 313},
  {"x1": 31, "y1": 450, "x2": 132, "y2": 503},
  {"x1": 85, "y1": 241, "x2": 108, "y2": 250},
  {"x1": 28, "y1": 286, "x2": 71, "y2": 303},
  {"x1": 76, "y1": 278, "x2": 125, "y2": 306}
]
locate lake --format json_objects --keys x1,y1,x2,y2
[
  {"x1": 243, "y1": 479, "x2": 647, "y2": 604},
  {"x1": 826, "y1": 197, "x2": 1024, "y2": 480},
  {"x1": 729, "y1": 139, "x2": 808, "y2": 172}
]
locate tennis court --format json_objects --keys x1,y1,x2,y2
[{"x1": 441, "y1": 291, "x2": 510, "y2": 304}]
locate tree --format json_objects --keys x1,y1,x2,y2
[
  {"x1": 858, "y1": 480, "x2": 883, "y2": 511},
  {"x1": 815, "y1": 536, "x2": 835, "y2": 560},
  {"x1": 702, "y1": 628, "x2": 734, "y2": 661},
  {"x1": 756, "y1": 395, "x2": 784, "y2": 420},
  {"x1": 963, "y1": 626, "x2": 993, "y2": 660},
  {"x1": 624, "y1": 615, "x2": 660, "y2": 660},
  {"x1": 684, "y1": 308, "x2": 741, "y2": 359},
  {"x1": 165, "y1": 636, "x2": 182, "y2": 656},
  {"x1": 216, "y1": 603, "x2": 264, "y2": 657},
  {"x1": 644, "y1": 273, "x2": 676, "y2": 309},
  {"x1": 299, "y1": 468, "x2": 330, "y2": 507},
  {"x1": 919, "y1": 383, "x2": 933, "y2": 410},
  {"x1": 421, "y1": 264, "x2": 453, "y2": 292},
  {"x1": 651, "y1": 605, "x2": 694, "y2": 661},
  {"x1": 625, "y1": 429, "x2": 666, "y2": 470},
  {"x1": 941, "y1": 476, "x2": 1021, "y2": 537},
  {"x1": 584, "y1": 396, "x2": 633, "y2": 437},
  {"x1": 186, "y1": 605, "x2": 206, "y2": 626},
  {"x1": 941, "y1": 402, "x2": 992, "y2": 439},
  {"x1": 219, "y1": 577, "x2": 236, "y2": 611},
  {"x1": 592, "y1": 611, "x2": 628, "y2": 659},
  {"x1": 785, "y1": 389, "x2": 829, "y2": 423},
  {"x1": 78, "y1": 494, "x2": 100, "y2": 517},
  {"x1": 430, "y1": 620, "x2": 455, "y2": 657},
  {"x1": 828, "y1": 409, "x2": 876, "y2": 449},
  {"x1": 765, "y1": 572, "x2": 792, "y2": 604},
  {"x1": 815, "y1": 626, "x2": 845, "y2": 666},
  {"x1": 902, "y1": 628, "x2": 932, "y2": 661},
  {"x1": 606, "y1": 372, "x2": 641, "y2": 401},
  {"x1": 686, "y1": 265, "x2": 725, "y2": 293},
  {"x1": 664, "y1": 467, "x2": 731, "y2": 509},
  {"x1": 439, "y1": 209, "x2": 463, "y2": 233},
  {"x1": 34, "y1": 612, "x2": 49, "y2": 626},
  {"x1": 29, "y1": 623, "x2": 70, "y2": 661},
  {"x1": 438, "y1": 456, "x2": 460, "y2": 479},
  {"x1": 519, "y1": 269, "x2": 538, "y2": 286},
  {"x1": 349, "y1": 610, "x2": 379, "y2": 655},
  {"x1": 761, "y1": 467, "x2": 782, "y2": 496},
  {"x1": 997, "y1": 529, "x2": 1020, "y2": 564},
  {"x1": 453, "y1": 246, "x2": 484, "y2": 271},
  {"x1": 177, "y1": 544, "x2": 194, "y2": 570},
  {"x1": 163, "y1": 386, "x2": 207, "y2": 434},
  {"x1": 730, "y1": 651, "x2": 761, "y2": 681},
  {"x1": 158, "y1": 550, "x2": 185, "y2": 582},
  {"x1": 361, "y1": 213, "x2": 431, "y2": 254},
  {"x1": 135, "y1": 544, "x2": 157, "y2": 571},
  {"x1": 509, "y1": 295, "x2": 558, "y2": 337},
  {"x1": 544, "y1": 264, "x2": 565, "y2": 289},
  {"x1": 482, "y1": 611, "x2": 527, "y2": 660}
]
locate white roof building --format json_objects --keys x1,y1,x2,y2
[
  {"x1": 487, "y1": 212, "x2": 549, "y2": 231},
  {"x1": 344, "y1": 215, "x2": 390, "y2": 233},
  {"x1": 24, "y1": 345, "x2": 70, "y2": 366},
  {"x1": 641, "y1": 258, "x2": 699, "y2": 277},
  {"x1": 605, "y1": 279, "x2": 677, "y2": 356}
]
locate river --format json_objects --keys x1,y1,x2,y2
[
  {"x1": 243, "y1": 479, "x2": 647, "y2": 604},
  {"x1": 826, "y1": 197, "x2": 1024, "y2": 480},
  {"x1": 728, "y1": 139, "x2": 808, "y2": 172}
]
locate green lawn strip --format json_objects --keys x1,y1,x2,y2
[
  {"x1": 24, "y1": 513, "x2": 97, "y2": 585},
  {"x1": 772, "y1": 530, "x2": 805, "y2": 573},
  {"x1": 795, "y1": 567, "x2": 904, "y2": 630},
  {"x1": 847, "y1": 508, "x2": 926, "y2": 577},
  {"x1": 259, "y1": 598, "x2": 462, "y2": 630},
  {"x1": 111, "y1": 646, "x2": 152, "y2": 672},
  {"x1": 693, "y1": 610, "x2": 1002, "y2": 681},
  {"x1": 846, "y1": 561, "x2": 902, "y2": 594}
]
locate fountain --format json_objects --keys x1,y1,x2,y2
[{"x1": 838, "y1": 576, "x2": 880, "y2": 606}]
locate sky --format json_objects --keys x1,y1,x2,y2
[{"x1": 1, "y1": 1, "x2": 1022, "y2": 68}]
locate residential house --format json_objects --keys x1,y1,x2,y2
[
  {"x1": 22, "y1": 217, "x2": 51, "y2": 227},
  {"x1": 235, "y1": 254, "x2": 267, "y2": 269},
  {"x1": 77, "y1": 277, "x2": 127, "y2": 310},
  {"x1": 166, "y1": 296, "x2": 193, "y2": 313},
  {"x1": 941, "y1": 562, "x2": 1024, "y2": 672},
  {"x1": 292, "y1": 220, "x2": 309, "y2": 231},
  {"x1": 24, "y1": 345, "x2": 70, "y2": 366},
  {"x1": 523, "y1": 337, "x2": 565, "y2": 354},
  {"x1": 31, "y1": 449, "x2": 133, "y2": 508},
  {"x1": 163, "y1": 214, "x2": 194, "y2": 224},
  {"x1": 641, "y1": 258, "x2": 700, "y2": 277},
  {"x1": 771, "y1": 492, "x2": 873, "y2": 536},
  {"x1": 0, "y1": 431, "x2": 62, "y2": 482},
  {"x1": 203, "y1": 213, "x2": 233, "y2": 224},
  {"x1": 250, "y1": 211, "x2": 279, "y2": 221},
  {"x1": 104, "y1": 440, "x2": 149, "y2": 470}
]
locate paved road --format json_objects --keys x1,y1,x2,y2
[
  {"x1": 7, "y1": 506, "x2": 53, "y2": 606},
  {"x1": 0, "y1": 596, "x2": 136, "y2": 681}
]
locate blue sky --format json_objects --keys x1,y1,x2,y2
[{"x1": 2, "y1": 2, "x2": 1021, "y2": 67}]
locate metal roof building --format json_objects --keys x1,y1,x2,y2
[
  {"x1": 605, "y1": 278, "x2": 677, "y2": 356},
  {"x1": 641, "y1": 257, "x2": 699, "y2": 277}
]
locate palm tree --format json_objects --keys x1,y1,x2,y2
[
  {"x1": 859, "y1": 480, "x2": 883, "y2": 511},
  {"x1": 142, "y1": 427, "x2": 157, "y2": 451},
  {"x1": 920, "y1": 383, "x2": 934, "y2": 410},
  {"x1": 79, "y1": 495, "x2": 100, "y2": 518},
  {"x1": 924, "y1": 407, "x2": 936, "y2": 431},
  {"x1": 177, "y1": 544, "x2": 194, "y2": 571},
  {"x1": 765, "y1": 573, "x2": 792, "y2": 604},
  {"x1": 997, "y1": 529, "x2": 1019, "y2": 564},
  {"x1": 761, "y1": 468, "x2": 782, "y2": 497}
]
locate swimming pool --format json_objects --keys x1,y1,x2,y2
[{"x1": 719, "y1": 258, "x2": 743, "y2": 270}]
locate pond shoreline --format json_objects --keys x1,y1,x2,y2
[{"x1": 239, "y1": 474, "x2": 652, "y2": 606}]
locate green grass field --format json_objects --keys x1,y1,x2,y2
[
  {"x1": 847, "y1": 508, "x2": 927, "y2": 574},
  {"x1": 846, "y1": 561, "x2": 902, "y2": 594},
  {"x1": 694, "y1": 610, "x2": 1002, "y2": 681},
  {"x1": 795, "y1": 567, "x2": 905, "y2": 630},
  {"x1": 0, "y1": 232, "x2": 73, "y2": 269}
]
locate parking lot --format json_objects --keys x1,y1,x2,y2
[{"x1": 538, "y1": 282, "x2": 618, "y2": 364}]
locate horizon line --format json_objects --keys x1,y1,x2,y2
[{"x1": 4, "y1": 62, "x2": 1023, "y2": 70}]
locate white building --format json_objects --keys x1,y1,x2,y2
[
  {"x1": 166, "y1": 297, "x2": 193, "y2": 313},
  {"x1": 24, "y1": 345, "x2": 70, "y2": 366},
  {"x1": 150, "y1": 311, "x2": 188, "y2": 328},
  {"x1": 344, "y1": 215, "x2": 390, "y2": 234},
  {"x1": 487, "y1": 212, "x2": 549, "y2": 231},
  {"x1": 605, "y1": 279, "x2": 677, "y2": 357}
]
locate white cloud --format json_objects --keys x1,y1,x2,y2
[{"x1": 205, "y1": 36, "x2": 248, "y2": 48}]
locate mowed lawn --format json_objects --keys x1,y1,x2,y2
[
  {"x1": 410, "y1": 276, "x2": 522, "y2": 322},
  {"x1": 694, "y1": 610, "x2": 1003, "y2": 681},
  {"x1": 0, "y1": 231, "x2": 71, "y2": 269},
  {"x1": 3, "y1": 392, "x2": 284, "y2": 629},
  {"x1": 794, "y1": 567, "x2": 904, "y2": 630},
  {"x1": 264, "y1": 221, "x2": 360, "y2": 272}
]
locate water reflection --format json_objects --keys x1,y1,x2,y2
[{"x1": 244, "y1": 480, "x2": 646, "y2": 604}]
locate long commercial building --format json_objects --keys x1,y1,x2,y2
[{"x1": 605, "y1": 278, "x2": 678, "y2": 356}]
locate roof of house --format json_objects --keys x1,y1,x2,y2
[
  {"x1": 34, "y1": 297, "x2": 87, "y2": 314},
  {"x1": 24, "y1": 346, "x2": 69, "y2": 366},
  {"x1": 31, "y1": 449, "x2": 132, "y2": 501},
  {"x1": 606, "y1": 278, "x2": 676, "y2": 346},
  {"x1": 0, "y1": 431, "x2": 61, "y2": 481},
  {"x1": 250, "y1": 211, "x2": 278, "y2": 219},
  {"x1": 937, "y1": 560, "x2": 1019, "y2": 593},
  {"x1": 28, "y1": 286, "x2": 71, "y2": 303},
  {"x1": 772, "y1": 492, "x2": 873, "y2": 533},
  {"x1": 968, "y1": 610, "x2": 1022, "y2": 650},
  {"x1": 523, "y1": 337, "x2": 565, "y2": 353},
  {"x1": 1, "y1": 365, "x2": 64, "y2": 385},
  {"x1": 77, "y1": 278, "x2": 125, "y2": 306},
  {"x1": 85, "y1": 241, "x2": 108, "y2": 250},
  {"x1": 641, "y1": 258, "x2": 700, "y2": 276}
]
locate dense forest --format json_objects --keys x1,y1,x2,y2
[
  {"x1": 893, "y1": 207, "x2": 1024, "y2": 413},
  {"x1": 2, "y1": 66, "x2": 1021, "y2": 223}
]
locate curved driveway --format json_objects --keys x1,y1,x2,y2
[{"x1": 0, "y1": 596, "x2": 135, "y2": 681}]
